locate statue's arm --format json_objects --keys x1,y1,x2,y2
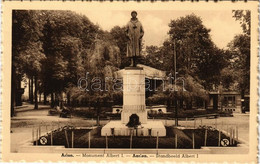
[
  {"x1": 140, "y1": 23, "x2": 144, "y2": 39},
  {"x1": 125, "y1": 23, "x2": 130, "y2": 40}
]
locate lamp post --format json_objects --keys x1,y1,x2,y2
[
  {"x1": 174, "y1": 40, "x2": 177, "y2": 91},
  {"x1": 218, "y1": 82, "x2": 223, "y2": 112},
  {"x1": 173, "y1": 40, "x2": 178, "y2": 126}
]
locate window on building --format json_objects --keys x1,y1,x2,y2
[{"x1": 223, "y1": 96, "x2": 236, "y2": 107}]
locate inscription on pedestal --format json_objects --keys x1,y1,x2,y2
[{"x1": 123, "y1": 105, "x2": 146, "y2": 112}]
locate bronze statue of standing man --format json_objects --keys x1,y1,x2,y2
[{"x1": 126, "y1": 11, "x2": 144, "y2": 67}]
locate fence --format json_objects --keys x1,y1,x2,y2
[{"x1": 32, "y1": 119, "x2": 239, "y2": 149}]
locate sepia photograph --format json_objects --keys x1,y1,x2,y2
[{"x1": 1, "y1": 1, "x2": 258, "y2": 163}]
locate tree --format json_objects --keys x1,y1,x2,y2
[
  {"x1": 40, "y1": 11, "x2": 92, "y2": 107},
  {"x1": 143, "y1": 45, "x2": 164, "y2": 70},
  {"x1": 110, "y1": 26, "x2": 130, "y2": 68},
  {"x1": 233, "y1": 10, "x2": 250, "y2": 35},
  {"x1": 136, "y1": 14, "x2": 221, "y2": 116},
  {"x1": 168, "y1": 14, "x2": 226, "y2": 89},
  {"x1": 228, "y1": 34, "x2": 250, "y2": 100},
  {"x1": 67, "y1": 33, "x2": 121, "y2": 125},
  {"x1": 223, "y1": 10, "x2": 251, "y2": 112},
  {"x1": 12, "y1": 10, "x2": 46, "y2": 113},
  {"x1": 12, "y1": 10, "x2": 122, "y2": 118}
]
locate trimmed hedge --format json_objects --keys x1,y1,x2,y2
[{"x1": 148, "y1": 109, "x2": 220, "y2": 119}]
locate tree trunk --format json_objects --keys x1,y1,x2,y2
[
  {"x1": 60, "y1": 92, "x2": 63, "y2": 109},
  {"x1": 213, "y1": 95, "x2": 218, "y2": 111},
  {"x1": 190, "y1": 97, "x2": 193, "y2": 110},
  {"x1": 28, "y1": 78, "x2": 31, "y2": 102},
  {"x1": 15, "y1": 76, "x2": 22, "y2": 106},
  {"x1": 51, "y1": 92, "x2": 54, "y2": 108},
  {"x1": 11, "y1": 84, "x2": 15, "y2": 117},
  {"x1": 11, "y1": 66, "x2": 16, "y2": 117},
  {"x1": 39, "y1": 93, "x2": 41, "y2": 104},
  {"x1": 96, "y1": 99, "x2": 101, "y2": 126},
  {"x1": 180, "y1": 98, "x2": 183, "y2": 109},
  {"x1": 241, "y1": 90, "x2": 245, "y2": 113},
  {"x1": 43, "y1": 92, "x2": 47, "y2": 105},
  {"x1": 55, "y1": 93, "x2": 59, "y2": 108},
  {"x1": 30, "y1": 77, "x2": 34, "y2": 104},
  {"x1": 175, "y1": 98, "x2": 178, "y2": 126},
  {"x1": 88, "y1": 101, "x2": 91, "y2": 110},
  {"x1": 167, "y1": 99, "x2": 170, "y2": 111},
  {"x1": 186, "y1": 98, "x2": 192, "y2": 110},
  {"x1": 34, "y1": 75, "x2": 38, "y2": 109},
  {"x1": 67, "y1": 93, "x2": 71, "y2": 106}
]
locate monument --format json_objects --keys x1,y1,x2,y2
[
  {"x1": 125, "y1": 10, "x2": 144, "y2": 67},
  {"x1": 101, "y1": 11, "x2": 166, "y2": 137}
]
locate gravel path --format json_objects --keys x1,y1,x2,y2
[
  {"x1": 11, "y1": 104, "x2": 249, "y2": 152},
  {"x1": 11, "y1": 104, "x2": 104, "y2": 152}
]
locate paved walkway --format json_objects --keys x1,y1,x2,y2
[
  {"x1": 11, "y1": 104, "x2": 98, "y2": 152},
  {"x1": 161, "y1": 113, "x2": 249, "y2": 143},
  {"x1": 11, "y1": 105, "x2": 249, "y2": 152}
]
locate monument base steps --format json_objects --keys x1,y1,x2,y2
[{"x1": 101, "y1": 120, "x2": 166, "y2": 136}]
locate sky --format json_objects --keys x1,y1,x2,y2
[{"x1": 74, "y1": 10, "x2": 243, "y2": 49}]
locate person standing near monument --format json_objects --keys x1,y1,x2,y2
[{"x1": 125, "y1": 11, "x2": 144, "y2": 67}]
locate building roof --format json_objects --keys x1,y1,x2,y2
[{"x1": 209, "y1": 91, "x2": 240, "y2": 95}]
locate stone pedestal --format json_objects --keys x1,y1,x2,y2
[
  {"x1": 101, "y1": 67, "x2": 166, "y2": 137},
  {"x1": 121, "y1": 67, "x2": 147, "y2": 124}
]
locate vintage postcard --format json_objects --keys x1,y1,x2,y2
[{"x1": 1, "y1": 1, "x2": 258, "y2": 163}]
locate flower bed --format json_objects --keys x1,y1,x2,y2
[{"x1": 34, "y1": 126, "x2": 237, "y2": 149}]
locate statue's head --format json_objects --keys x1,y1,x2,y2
[{"x1": 131, "y1": 11, "x2": 137, "y2": 18}]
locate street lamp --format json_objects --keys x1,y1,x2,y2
[{"x1": 173, "y1": 40, "x2": 178, "y2": 126}]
